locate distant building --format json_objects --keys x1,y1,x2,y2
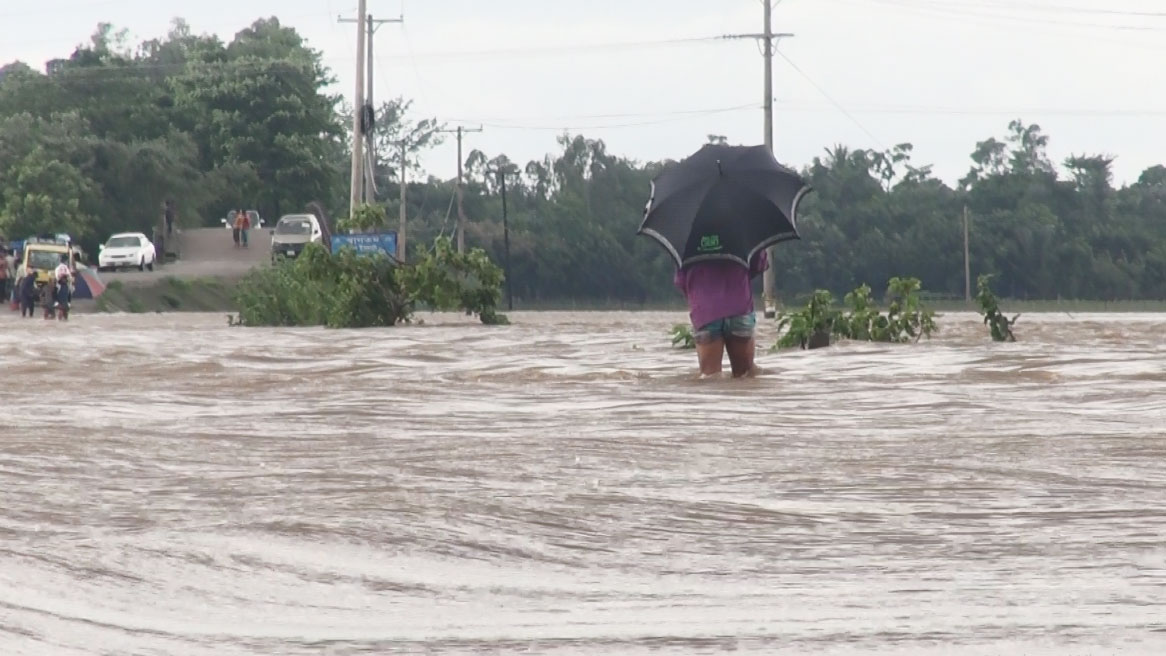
[{"x1": 45, "y1": 59, "x2": 66, "y2": 76}]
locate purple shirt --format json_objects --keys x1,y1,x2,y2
[{"x1": 674, "y1": 251, "x2": 769, "y2": 329}]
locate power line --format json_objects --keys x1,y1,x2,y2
[
  {"x1": 774, "y1": 50, "x2": 886, "y2": 149},
  {"x1": 857, "y1": 0, "x2": 1166, "y2": 31},
  {"x1": 776, "y1": 104, "x2": 1166, "y2": 117},
  {"x1": 374, "y1": 35, "x2": 724, "y2": 61},
  {"x1": 822, "y1": 0, "x2": 1166, "y2": 53},
  {"x1": 438, "y1": 105, "x2": 756, "y2": 132},
  {"x1": 441, "y1": 103, "x2": 757, "y2": 126},
  {"x1": 882, "y1": 0, "x2": 1166, "y2": 19}
]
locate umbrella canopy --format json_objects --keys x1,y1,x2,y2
[
  {"x1": 637, "y1": 143, "x2": 811, "y2": 269},
  {"x1": 73, "y1": 267, "x2": 106, "y2": 300}
]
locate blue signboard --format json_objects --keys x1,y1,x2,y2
[{"x1": 331, "y1": 232, "x2": 398, "y2": 258}]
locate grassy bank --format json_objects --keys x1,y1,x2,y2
[
  {"x1": 91, "y1": 277, "x2": 237, "y2": 313},
  {"x1": 924, "y1": 299, "x2": 1166, "y2": 314}
]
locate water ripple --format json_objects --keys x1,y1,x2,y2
[{"x1": 1, "y1": 310, "x2": 1165, "y2": 654}]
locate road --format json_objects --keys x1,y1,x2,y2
[{"x1": 101, "y1": 227, "x2": 271, "y2": 286}]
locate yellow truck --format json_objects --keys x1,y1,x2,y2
[{"x1": 22, "y1": 236, "x2": 86, "y2": 286}]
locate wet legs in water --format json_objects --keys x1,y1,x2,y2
[{"x1": 695, "y1": 336, "x2": 758, "y2": 378}]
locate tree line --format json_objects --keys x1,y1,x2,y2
[{"x1": 2, "y1": 18, "x2": 1164, "y2": 303}]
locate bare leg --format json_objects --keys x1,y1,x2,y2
[
  {"x1": 725, "y1": 336, "x2": 757, "y2": 378},
  {"x1": 695, "y1": 338, "x2": 725, "y2": 376}
]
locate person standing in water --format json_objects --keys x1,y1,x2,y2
[
  {"x1": 54, "y1": 255, "x2": 72, "y2": 320},
  {"x1": 674, "y1": 251, "x2": 769, "y2": 377},
  {"x1": 19, "y1": 268, "x2": 37, "y2": 317}
]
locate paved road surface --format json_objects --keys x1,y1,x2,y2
[{"x1": 101, "y1": 227, "x2": 271, "y2": 285}]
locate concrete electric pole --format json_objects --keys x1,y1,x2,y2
[
  {"x1": 338, "y1": 11, "x2": 404, "y2": 205},
  {"x1": 399, "y1": 141, "x2": 408, "y2": 262},
  {"x1": 724, "y1": 0, "x2": 793, "y2": 318},
  {"x1": 438, "y1": 125, "x2": 483, "y2": 253},
  {"x1": 964, "y1": 205, "x2": 971, "y2": 304},
  {"x1": 346, "y1": 6, "x2": 366, "y2": 222}
]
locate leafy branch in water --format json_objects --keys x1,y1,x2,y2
[
  {"x1": 670, "y1": 323, "x2": 695, "y2": 349},
  {"x1": 397, "y1": 235, "x2": 509, "y2": 325},
  {"x1": 839, "y1": 283, "x2": 887, "y2": 341},
  {"x1": 773, "y1": 277, "x2": 938, "y2": 350},
  {"x1": 774, "y1": 289, "x2": 840, "y2": 350},
  {"x1": 882, "y1": 276, "x2": 937, "y2": 342},
  {"x1": 976, "y1": 274, "x2": 1018, "y2": 341}
]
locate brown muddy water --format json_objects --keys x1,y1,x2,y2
[{"x1": 1, "y1": 310, "x2": 1164, "y2": 655}]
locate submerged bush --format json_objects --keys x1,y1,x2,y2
[
  {"x1": 234, "y1": 242, "x2": 407, "y2": 328},
  {"x1": 234, "y1": 237, "x2": 508, "y2": 328},
  {"x1": 397, "y1": 236, "x2": 508, "y2": 325},
  {"x1": 976, "y1": 274, "x2": 1018, "y2": 342},
  {"x1": 773, "y1": 277, "x2": 938, "y2": 350}
]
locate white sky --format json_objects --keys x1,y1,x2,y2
[{"x1": 2, "y1": 0, "x2": 1164, "y2": 187}]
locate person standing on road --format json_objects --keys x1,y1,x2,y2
[
  {"x1": 231, "y1": 209, "x2": 242, "y2": 248},
  {"x1": 239, "y1": 210, "x2": 251, "y2": 248}
]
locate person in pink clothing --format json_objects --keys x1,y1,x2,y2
[{"x1": 674, "y1": 250, "x2": 769, "y2": 377}]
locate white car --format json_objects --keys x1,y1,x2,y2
[{"x1": 98, "y1": 232, "x2": 156, "y2": 272}]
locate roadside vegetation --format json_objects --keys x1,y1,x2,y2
[{"x1": 232, "y1": 237, "x2": 507, "y2": 328}]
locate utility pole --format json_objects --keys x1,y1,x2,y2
[
  {"x1": 964, "y1": 205, "x2": 971, "y2": 304},
  {"x1": 339, "y1": 11, "x2": 404, "y2": 204},
  {"x1": 346, "y1": 6, "x2": 366, "y2": 221},
  {"x1": 723, "y1": 1, "x2": 793, "y2": 319},
  {"x1": 499, "y1": 170, "x2": 513, "y2": 311},
  {"x1": 438, "y1": 125, "x2": 483, "y2": 253},
  {"x1": 399, "y1": 141, "x2": 408, "y2": 262}
]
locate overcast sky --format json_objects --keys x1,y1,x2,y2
[{"x1": 2, "y1": 0, "x2": 1164, "y2": 187}]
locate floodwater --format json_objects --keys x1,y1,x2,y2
[{"x1": 1, "y1": 310, "x2": 1165, "y2": 655}]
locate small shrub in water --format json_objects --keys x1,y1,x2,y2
[
  {"x1": 883, "y1": 276, "x2": 937, "y2": 343},
  {"x1": 775, "y1": 277, "x2": 938, "y2": 350},
  {"x1": 774, "y1": 289, "x2": 840, "y2": 350},
  {"x1": 670, "y1": 323, "x2": 695, "y2": 349},
  {"x1": 976, "y1": 274, "x2": 1018, "y2": 342}
]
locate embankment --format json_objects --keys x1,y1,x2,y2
[{"x1": 80, "y1": 277, "x2": 238, "y2": 314}]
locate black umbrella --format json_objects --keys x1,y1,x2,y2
[{"x1": 637, "y1": 143, "x2": 811, "y2": 269}]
